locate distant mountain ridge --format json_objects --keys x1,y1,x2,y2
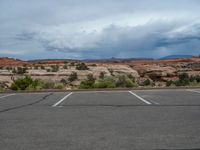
[{"x1": 160, "y1": 55, "x2": 193, "y2": 60}]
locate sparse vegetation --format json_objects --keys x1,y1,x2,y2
[
  {"x1": 76, "y1": 63, "x2": 89, "y2": 70},
  {"x1": 11, "y1": 76, "x2": 42, "y2": 90}
]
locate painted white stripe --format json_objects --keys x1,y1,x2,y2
[
  {"x1": 129, "y1": 91, "x2": 151, "y2": 105},
  {"x1": 0, "y1": 94, "x2": 15, "y2": 99},
  {"x1": 52, "y1": 92, "x2": 73, "y2": 107},
  {"x1": 187, "y1": 89, "x2": 200, "y2": 94}
]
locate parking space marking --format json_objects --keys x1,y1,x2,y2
[
  {"x1": 52, "y1": 92, "x2": 73, "y2": 107},
  {"x1": 187, "y1": 89, "x2": 200, "y2": 94},
  {"x1": 129, "y1": 91, "x2": 152, "y2": 105},
  {"x1": 0, "y1": 94, "x2": 15, "y2": 99}
]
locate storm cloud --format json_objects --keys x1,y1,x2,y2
[{"x1": 0, "y1": 0, "x2": 200, "y2": 59}]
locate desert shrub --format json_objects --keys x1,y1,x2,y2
[
  {"x1": 12, "y1": 67, "x2": 27, "y2": 75},
  {"x1": 87, "y1": 74, "x2": 96, "y2": 84},
  {"x1": 6, "y1": 67, "x2": 12, "y2": 71},
  {"x1": 70, "y1": 62, "x2": 75, "y2": 66},
  {"x1": 189, "y1": 76, "x2": 196, "y2": 82},
  {"x1": 34, "y1": 66, "x2": 39, "y2": 70},
  {"x1": 143, "y1": 79, "x2": 151, "y2": 86},
  {"x1": 179, "y1": 73, "x2": 189, "y2": 80},
  {"x1": 79, "y1": 81, "x2": 94, "y2": 89},
  {"x1": 174, "y1": 79, "x2": 190, "y2": 86},
  {"x1": 79, "y1": 74, "x2": 96, "y2": 89},
  {"x1": 90, "y1": 64, "x2": 97, "y2": 67},
  {"x1": 195, "y1": 75, "x2": 200, "y2": 83},
  {"x1": 51, "y1": 65, "x2": 59, "y2": 72},
  {"x1": 0, "y1": 67, "x2": 3, "y2": 70},
  {"x1": 166, "y1": 80, "x2": 174, "y2": 87},
  {"x1": 60, "y1": 78, "x2": 67, "y2": 84},
  {"x1": 68, "y1": 72, "x2": 78, "y2": 82},
  {"x1": 94, "y1": 77, "x2": 116, "y2": 88},
  {"x1": 99, "y1": 72, "x2": 105, "y2": 79},
  {"x1": 63, "y1": 65, "x2": 68, "y2": 69},
  {"x1": 148, "y1": 73, "x2": 158, "y2": 81},
  {"x1": 127, "y1": 74, "x2": 135, "y2": 81},
  {"x1": 46, "y1": 69, "x2": 51, "y2": 72},
  {"x1": 64, "y1": 61, "x2": 68, "y2": 64},
  {"x1": 40, "y1": 66, "x2": 45, "y2": 70},
  {"x1": 10, "y1": 76, "x2": 41, "y2": 90},
  {"x1": 174, "y1": 73, "x2": 190, "y2": 86},
  {"x1": 54, "y1": 83, "x2": 65, "y2": 89},
  {"x1": 76, "y1": 63, "x2": 89, "y2": 70},
  {"x1": 42, "y1": 82, "x2": 55, "y2": 89},
  {"x1": 116, "y1": 75, "x2": 138, "y2": 88},
  {"x1": 108, "y1": 69, "x2": 114, "y2": 76}
]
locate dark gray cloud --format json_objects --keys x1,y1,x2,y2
[{"x1": 0, "y1": 0, "x2": 200, "y2": 59}]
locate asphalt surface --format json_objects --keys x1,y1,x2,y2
[{"x1": 0, "y1": 89, "x2": 200, "y2": 150}]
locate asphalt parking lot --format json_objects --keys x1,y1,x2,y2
[{"x1": 0, "y1": 89, "x2": 200, "y2": 150}]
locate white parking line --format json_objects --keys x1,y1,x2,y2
[
  {"x1": 186, "y1": 89, "x2": 200, "y2": 94},
  {"x1": 52, "y1": 92, "x2": 73, "y2": 107},
  {"x1": 0, "y1": 94, "x2": 15, "y2": 99},
  {"x1": 129, "y1": 91, "x2": 151, "y2": 105}
]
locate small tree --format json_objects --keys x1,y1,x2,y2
[
  {"x1": 68, "y1": 72, "x2": 78, "y2": 82},
  {"x1": 87, "y1": 74, "x2": 96, "y2": 84}
]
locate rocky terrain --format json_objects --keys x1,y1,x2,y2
[{"x1": 0, "y1": 57, "x2": 200, "y2": 90}]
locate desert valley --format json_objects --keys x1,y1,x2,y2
[{"x1": 0, "y1": 57, "x2": 200, "y2": 91}]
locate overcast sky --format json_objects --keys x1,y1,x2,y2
[{"x1": 0, "y1": 0, "x2": 200, "y2": 60}]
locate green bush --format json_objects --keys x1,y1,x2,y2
[
  {"x1": 143, "y1": 79, "x2": 151, "y2": 86},
  {"x1": 174, "y1": 73, "x2": 190, "y2": 86},
  {"x1": 79, "y1": 74, "x2": 96, "y2": 89},
  {"x1": 174, "y1": 79, "x2": 190, "y2": 86},
  {"x1": 116, "y1": 75, "x2": 138, "y2": 88},
  {"x1": 76, "y1": 63, "x2": 89, "y2": 70},
  {"x1": 94, "y1": 77, "x2": 116, "y2": 88},
  {"x1": 54, "y1": 83, "x2": 65, "y2": 89},
  {"x1": 42, "y1": 82, "x2": 55, "y2": 89},
  {"x1": 11, "y1": 76, "x2": 41, "y2": 91},
  {"x1": 79, "y1": 81, "x2": 94, "y2": 89}
]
